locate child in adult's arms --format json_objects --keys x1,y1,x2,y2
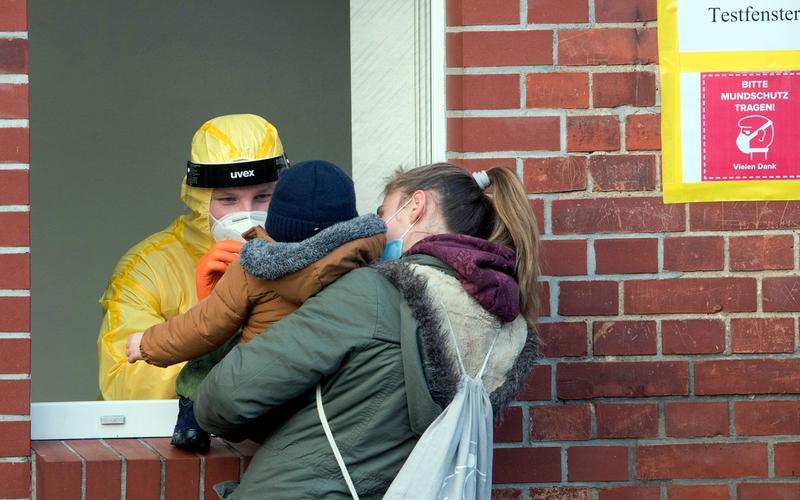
[{"x1": 126, "y1": 160, "x2": 385, "y2": 452}]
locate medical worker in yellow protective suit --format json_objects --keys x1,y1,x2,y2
[{"x1": 98, "y1": 114, "x2": 289, "y2": 400}]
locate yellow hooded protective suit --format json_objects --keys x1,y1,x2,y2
[{"x1": 98, "y1": 114, "x2": 285, "y2": 400}]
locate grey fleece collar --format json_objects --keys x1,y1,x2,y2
[{"x1": 239, "y1": 214, "x2": 386, "y2": 280}]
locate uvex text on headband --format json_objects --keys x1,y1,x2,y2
[{"x1": 186, "y1": 155, "x2": 290, "y2": 188}]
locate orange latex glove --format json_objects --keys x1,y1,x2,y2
[{"x1": 195, "y1": 240, "x2": 244, "y2": 300}]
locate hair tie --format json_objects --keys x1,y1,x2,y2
[{"x1": 472, "y1": 170, "x2": 491, "y2": 190}]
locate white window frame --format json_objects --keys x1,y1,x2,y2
[{"x1": 31, "y1": 0, "x2": 446, "y2": 440}]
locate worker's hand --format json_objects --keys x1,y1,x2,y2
[
  {"x1": 196, "y1": 240, "x2": 244, "y2": 300},
  {"x1": 126, "y1": 332, "x2": 145, "y2": 363}
]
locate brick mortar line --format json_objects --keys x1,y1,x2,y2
[
  {"x1": 627, "y1": 445, "x2": 635, "y2": 482},
  {"x1": 453, "y1": 150, "x2": 660, "y2": 159},
  {"x1": 730, "y1": 478, "x2": 800, "y2": 484},
  {"x1": 0, "y1": 374, "x2": 31, "y2": 380},
  {"x1": 520, "y1": 184, "x2": 682, "y2": 195},
  {"x1": 586, "y1": 237, "x2": 596, "y2": 275},
  {"x1": 0, "y1": 32, "x2": 27, "y2": 39},
  {"x1": 491, "y1": 477, "x2": 800, "y2": 489},
  {"x1": 524, "y1": 396, "x2": 800, "y2": 406},
  {"x1": 447, "y1": 64, "x2": 660, "y2": 75},
  {"x1": 768, "y1": 438, "x2": 776, "y2": 478},
  {"x1": 723, "y1": 235, "x2": 731, "y2": 272},
  {"x1": 542, "y1": 197, "x2": 553, "y2": 234},
  {"x1": 547, "y1": 278, "x2": 558, "y2": 318},
  {"x1": 539, "y1": 352, "x2": 800, "y2": 361},
  {"x1": 655, "y1": 153, "x2": 663, "y2": 191},
  {"x1": 447, "y1": 109, "x2": 560, "y2": 118},
  {"x1": 445, "y1": 21, "x2": 657, "y2": 32},
  {"x1": 552, "y1": 28, "x2": 558, "y2": 67},
  {"x1": 537, "y1": 231, "x2": 789, "y2": 241},
  {"x1": 0, "y1": 290, "x2": 31, "y2": 296},
  {"x1": 0, "y1": 456, "x2": 30, "y2": 463},
  {"x1": 756, "y1": 277, "x2": 763, "y2": 314},
  {"x1": 0, "y1": 164, "x2": 29, "y2": 170},
  {"x1": 198, "y1": 453, "x2": 205, "y2": 500},
  {"x1": 655, "y1": 313, "x2": 663, "y2": 356},
  {"x1": 449, "y1": 103, "x2": 661, "y2": 117},
  {"x1": 0, "y1": 333, "x2": 31, "y2": 339},
  {"x1": 795, "y1": 232, "x2": 800, "y2": 270},
  {"x1": 724, "y1": 313, "x2": 736, "y2": 356},
  {"x1": 620, "y1": 112, "x2": 629, "y2": 153},
  {"x1": 0, "y1": 206, "x2": 30, "y2": 213},
  {"x1": 99, "y1": 439, "x2": 126, "y2": 500},
  {"x1": 447, "y1": 106, "x2": 660, "y2": 117},
  {"x1": 542, "y1": 312, "x2": 797, "y2": 323},
  {"x1": 217, "y1": 439, "x2": 247, "y2": 480},
  {"x1": 0, "y1": 75, "x2": 29, "y2": 84},
  {"x1": 542, "y1": 270, "x2": 796, "y2": 279},
  {"x1": 521, "y1": 403, "x2": 530, "y2": 446},
  {"x1": 451, "y1": 151, "x2": 566, "y2": 159},
  {"x1": 0, "y1": 247, "x2": 30, "y2": 254},
  {"x1": 137, "y1": 439, "x2": 166, "y2": 500},
  {"x1": 495, "y1": 435, "x2": 800, "y2": 448},
  {"x1": 0, "y1": 415, "x2": 30, "y2": 421},
  {"x1": 30, "y1": 448, "x2": 36, "y2": 500},
  {"x1": 0, "y1": 119, "x2": 28, "y2": 128},
  {"x1": 60, "y1": 441, "x2": 87, "y2": 500},
  {"x1": 526, "y1": 395, "x2": 800, "y2": 405},
  {"x1": 795, "y1": 317, "x2": 799, "y2": 359},
  {"x1": 537, "y1": 230, "x2": 800, "y2": 240}
]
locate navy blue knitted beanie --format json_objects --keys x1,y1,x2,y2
[{"x1": 266, "y1": 160, "x2": 358, "y2": 243}]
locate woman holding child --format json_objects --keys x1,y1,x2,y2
[{"x1": 193, "y1": 163, "x2": 541, "y2": 498}]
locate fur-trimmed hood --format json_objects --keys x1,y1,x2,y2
[
  {"x1": 373, "y1": 257, "x2": 538, "y2": 417},
  {"x1": 240, "y1": 214, "x2": 386, "y2": 280}
]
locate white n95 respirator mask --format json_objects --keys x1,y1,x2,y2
[{"x1": 210, "y1": 211, "x2": 267, "y2": 242}]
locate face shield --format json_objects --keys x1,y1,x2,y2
[{"x1": 188, "y1": 156, "x2": 290, "y2": 241}]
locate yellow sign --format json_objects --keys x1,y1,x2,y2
[{"x1": 658, "y1": 0, "x2": 800, "y2": 202}]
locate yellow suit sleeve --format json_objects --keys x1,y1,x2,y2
[{"x1": 97, "y1": 259, "x2": 186, "y2": 400}]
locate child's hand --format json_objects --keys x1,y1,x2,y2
[{"x1": 126, "y1": 332, "x2": 145, "y2": 363}]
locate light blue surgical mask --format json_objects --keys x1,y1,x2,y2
[{"x1": 382, "y1": 198, "x2": 417, "y2": 261}]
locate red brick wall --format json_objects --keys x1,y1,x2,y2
[
  {"x1": 6, "y1": 0, "x2": 800, "y2": 498},
  {"x1": 0, "y1": 0, "x2": 32, "y2": 497},
  {"x1": 447, "y1": 0, "x2": 800, "y2": 498}
]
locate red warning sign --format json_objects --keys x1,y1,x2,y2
[{"x1": 701, "y1": 71, "x2": 800, "y2": 181}]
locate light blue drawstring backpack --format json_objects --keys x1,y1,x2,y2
[{"x1": 317, "y1": 306, "x2": 499, "y2": 500}]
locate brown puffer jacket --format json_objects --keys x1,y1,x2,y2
[{"x1": 139, "y1": 214, "x2": 386, "y2": 367}]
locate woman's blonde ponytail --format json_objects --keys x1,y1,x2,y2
[{"x1": 486, "y1": 168, "x2": 540, "y2": 327}]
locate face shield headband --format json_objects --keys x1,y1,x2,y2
[{"x1": 185, "y1": 155, "x2": 290, "y2": 188}]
